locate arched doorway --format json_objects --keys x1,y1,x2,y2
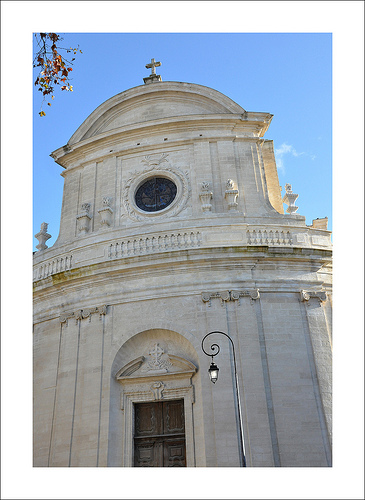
[{"x1": 108, "y1": 329, "x2": 200, "y2": 467}]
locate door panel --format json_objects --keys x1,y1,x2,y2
[
  {"x1": 134, "y1": 400, "x2": 186, "y2": 467},
  {"x1": 163, "y1": 437, "x2": 186, "y2": 467},
  {"x1": 164, "y1": 400, "x2": 185, "y2": 434}
]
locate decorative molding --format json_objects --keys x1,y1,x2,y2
[
  {"x1": 300, "y1": 290, "x2": 327, "y2": 303},
  {"x1": 122, "y1": 156, "x2": 191, "y2": 221},
  {"x1": 60, "y1": 304, "x2": 108, "y2": 324},
  {"x1": 199, "y1": 181, "x2": 213, "y2": 212},
  {"x1": 225, "y1": 179, "x2": 239, "y2": 211},
  {"x1": 202, "y1": 289, "x2": 260, "y2": 306}
]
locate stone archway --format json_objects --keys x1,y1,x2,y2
[{"x1": 108, "y1": 329, "x2": 200, "y2": 467}]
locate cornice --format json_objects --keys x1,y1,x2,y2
[{"x1": 51, "y1": 113, "x2": 272, "y2": 168}]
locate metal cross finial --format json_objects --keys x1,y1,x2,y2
[{"x1": 145, "y1": 58, "x2": 161, "y2": 75}]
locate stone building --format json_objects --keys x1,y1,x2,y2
[{"x1": 33, "y1": 61, "x2": 332, "y2": 467}]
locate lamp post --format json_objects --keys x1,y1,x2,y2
[{"x1": 201, "y1": 331, "x2": 246, "y2": 467}]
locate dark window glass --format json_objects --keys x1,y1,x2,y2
[{"x1": 135, "y1": 177, "x2": 177, "y2": 212}]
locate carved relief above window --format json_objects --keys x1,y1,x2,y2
[{"x1": 122, "y1": 154, "x2": 190, "y2": 222}]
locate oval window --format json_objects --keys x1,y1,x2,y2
[{"x1": 135, "y1": 177, "x2": 177, "y2": 212}]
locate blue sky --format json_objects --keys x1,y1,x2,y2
[
  {"x1": 33, "y1": 31, "x2": 332, "y2": 249},
  {"x1": 2, "y1": 2, "x2": 364, "y2": 499}
]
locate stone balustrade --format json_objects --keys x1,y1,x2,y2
[
  {"x1": 33, "y1": 254, "x2": 73, "y2": 281},
  {"x1": 246, "y1": 228, "x2": 293, "y2": 246},
  {"x1": 33, "y1": 225, "x2": 331, "y2": 282},
  {"x1": 108, "y1": 230, "x2": 202, "y2": 259}
]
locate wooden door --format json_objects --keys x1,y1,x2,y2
[{"x1": 134, "y1": 400, "x2": 186, "y2": 467}]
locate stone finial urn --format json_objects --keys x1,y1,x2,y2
[
  {"x1": 98, "y1": 197, "x2": 113, "y2": 227},
  {"x1": 77, "y1": 203, "x2": 92, "y2": 235},
  {"x1": 224, "y1": 179, "x2": 239, "y2": 211},
  {"x1": 282, "y1": 183, "x2": 299, "y2": 214},
  {"x1": 35, "y1": 222, "x2": 51, "y2": 251},
  {"x1": 199, "y1": 182, "x2": 213, "y2": 212}
]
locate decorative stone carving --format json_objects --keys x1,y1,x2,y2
[
  {"x1": 283, "y1": 183, "x2": 299, "y2": 214},
  {"x1": 300, "y1": 290, "x2": 327, "y2": 302},
  {"x1": 123, "y1": 158, "x2": 190, "y2": 221},
  {"x1": 231, "y1": 289, "x2": 260, "y2": 304},
  {"x1": 201, "y1": 289, "x2": 260, "y2": 306},
  {"x1": 225, "y1": 179, "x2": 239, "y2": 210},
  {"x1": 141, "y1": 343, "x2": 173, "y2": 373},
  {"x1": 98, "y1": 197, "x2": 113, "y2": 227},
  {"x1": 116, "y1": 352, "x2": 197, "y2": 381},
  {"x1": 142, "y1": 153, "x2": 168, "y2": 167},
  {"x1": 59, "y1": 304, "x2": 108, "y2": 324},
  {"x1": 199, "y1": 181, "x2": 213, "y2": 212},
  {"x1": 35, "y1": 222, "x2": 51, "y2": 251},
  {"x1": 150, "y1": 381, "x2": 165, "y2": 400},
  {"x1": 77, "y1": 203, "x2": 92, "y2": 235}
]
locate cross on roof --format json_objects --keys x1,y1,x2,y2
[{"x1": 145, "y1": 58, "x2": 161, "y2": 75}]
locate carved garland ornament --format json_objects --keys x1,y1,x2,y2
[
  {"x1": 300, "y1": 290, "x2": 327, "y2": 302},
  {"x1": 60, "y1": 304, "x2": 108, "y2": 324},
  {"x1": 122, "y1": 154, "x2": 191, "y2": 221},
  {"x1": 202, "y1": 289, "x2": 260, "y2": 306}
]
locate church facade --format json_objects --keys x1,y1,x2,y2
[{"x1": 33, "y1": 62, "x2": 332, "y2": 467}]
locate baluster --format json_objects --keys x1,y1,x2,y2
[
  {"x1": 197, "y1": 232, "x2": 202, "y2": 246},
  {"x1": 189, "y1": 232, "x2": 195, "y2": 247},
  {"x1": 182, "y1": 232, "x2": 188, "y2": 248}
]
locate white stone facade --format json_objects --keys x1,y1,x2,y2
[{"x1": 33, "y1": 80, "x2": 332, "y2": 467}]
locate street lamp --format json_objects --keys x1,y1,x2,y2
[{"x1": 201, "y1": 331, "x2": 246, "y2": 467}]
